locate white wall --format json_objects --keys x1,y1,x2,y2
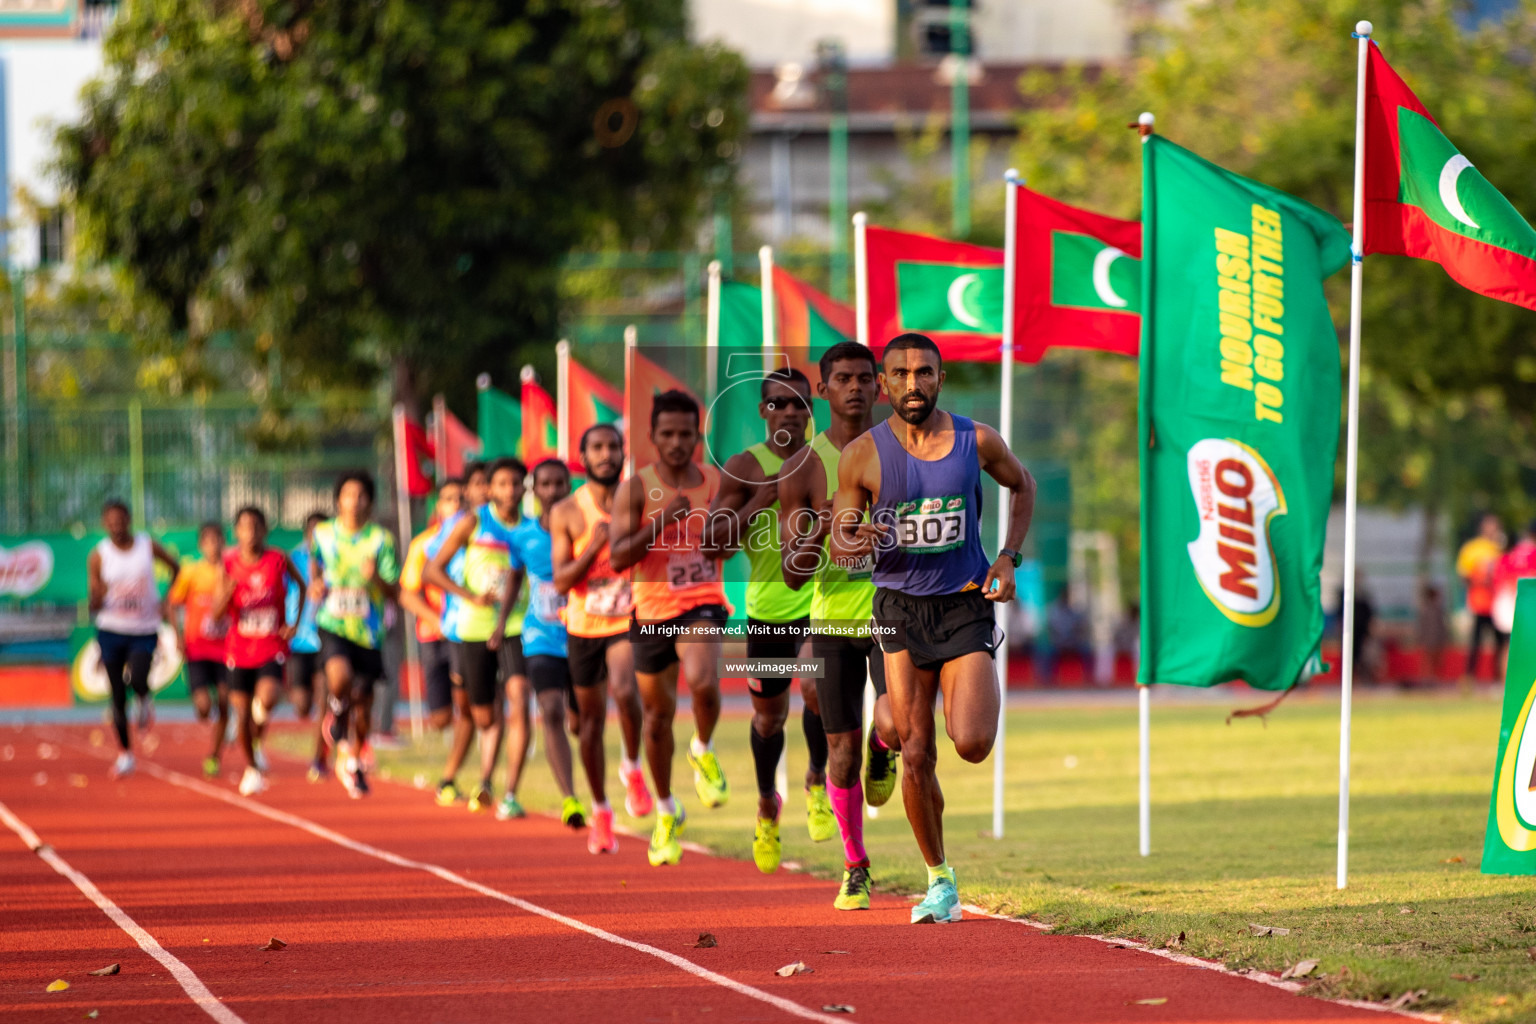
[
  {"x1": 1, "y1": 39, "x2": 103, "y2": 268},
  {"x1": 970, "y1": 0, "x2": 1129, "y2": 62},
  {"x1": 692, "y1": 0, "x2": 894, "y2": 66}
]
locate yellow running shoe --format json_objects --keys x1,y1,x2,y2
[
  {"x1": 560, "y1": 795, "x2": 587, "y2": 829},
  {"x1": 805, "y1": 784, "x2": 837, "y2": 843},
  {"x1": 435, "y1": 781, "x2": 460, "y2": 807},
  {"x1": 687, "y1": 743, "x2": 730, "y2": 808},
  {"x1": 834, "y1": 863, "x2": 871, "y2": 911},
  {"x1": 647, "y1": 807, "x2": 687, "y2": 866},
  {"x1": 864, "y1": 736, "x2": 899, "y2": 808},
  {"x1": 467, "y1": 783, "x2": 493, "y2": 814},
  {"x1": 753, "y1": 812, "x2": 782, "y2": 874}
]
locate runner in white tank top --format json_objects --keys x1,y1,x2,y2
[{"x1": 87, "y1": 500, "x2": 180, "y2": 776}]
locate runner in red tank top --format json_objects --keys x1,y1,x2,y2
[
  {"x1": 609, "y1": 389, "x2": 732, "y2": 867},
  {"x1": 218, "y1": 506, "x2": 304, "y2": 796}
]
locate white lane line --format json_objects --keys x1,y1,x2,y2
[
  {"x1": 135, "y1": 760, "x2": 848, "y2": 1024},
  {"x1": 0, "y1": 798, "x2": 249, "y2": 1024}
]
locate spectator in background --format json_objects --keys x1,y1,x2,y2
[
  {"x1": 1113, "y1": 601, "x2": 1141, "y2": 681},
  {"x1": 1040, "y1": 585, "x2": 1090, "y2": 686},
  {"x1": 1491, "y1": 519, "x2": 1536, "y2": 677},
  {"x1": 1336, "y1": 570, "x2": 1377, "y2": 684},
  {"x1": 1457, "y1": 513, "x2": 1507, "y2": 682},
  {"x1": 1415, "y1": 581, "x2": 1448, "y2": 686}
]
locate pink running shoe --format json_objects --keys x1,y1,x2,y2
[
  {"x1": 622, "y1": 765, "x2": 654, "y2": 818},
  {"x1": 588, "y1": 807, "x2": 618, "y2": 855}
]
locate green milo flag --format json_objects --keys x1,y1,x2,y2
[
  {"x1": 1138, "y1": 135, "x2": 1352, "y2": 690},
  {"x1": 1482, "y1": 579, "x2": 1536, "y2": 874},
  {"x1": 477, "y1": 385, "x2": 521, "y2": 459}
]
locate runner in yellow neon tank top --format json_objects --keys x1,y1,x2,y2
[
  {"x1": 610, "y1": 389, "x2": 730, "y2": 867},
  {"x1": 779, "y1": 341, "x2": 904, "y2": 910},
  {"x1": 709, "y1": 367, "x2": 834, "y2": 874}
]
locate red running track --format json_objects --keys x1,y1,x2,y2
[{"x1": 2, "y1": 722, "x2": 1411, "y2": 1024}]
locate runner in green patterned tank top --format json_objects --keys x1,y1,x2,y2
[
  {"x1": 776, "y1": 341, "x2": 902, "y2": 912},
  {"x1": 709, "y1": 367, "x2": 831, "y2": 872}
]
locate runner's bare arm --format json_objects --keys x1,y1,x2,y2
[
  {"x1": 397, "y1": 584, "x2": 441, "y2": 634},
  {"x1": 778, "y1": 450, "x2": 826, "y2": 592},
  {"x1": 550, "y1": 499, "x2": 601, "y2": 594},
  {"x1": 488, "y1": 567, "x2": 523, "y2": 651},
  {"x1": 423, "y1": 516, "x2": 482, "y2": 604},
  {"x1": 703, "y1": 452, "x2": 768, "y2": 555},
  {"x1": 829, "y1": 434, "x2": 885, "y2": 563},
  {"x1": 609, "y1": 476, "x2": 675, "y2": 571},
  {"x1": 151, "y1": 539, "x2": 182, "y2": 577},
  {"x1": 976, "y1": 422, "x2": 1035, "y2": 603},
  {"x1": 87, "y1": 549, "x2": 106, "y2": 613}
]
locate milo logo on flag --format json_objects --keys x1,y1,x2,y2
[
  {"x1": 0, "y1": 541, "x2": 54, "y2": 599},
  {"x1": 894, "y1": 263, "x2": 1005, "y2": 334},
  {"x1": 1049, "y1": 231, "x2": 1142, "y2": 313},
  {"x1": 1185, "y1": 438, "x2": 1286, "y2": 627}
]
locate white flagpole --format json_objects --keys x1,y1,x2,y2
[
  {"x1": 391, "y1": 404, "x2": 425, "y2": 742},
  {"x1": 706, "y1": 261, "x2": 722, "y2": 406},
  {"x1": 1137, "y1": 110, "x2": 1156, "y2": 858},
  {"x1": 1338, "y1": 19, "x2": 1373, "y2": 892},
  {"x1": 853, "y1": 212, "x2": 870, "y2": 348},
  {"x1": 556, "y1": 340, "x2": 571, "y2": 464},
  {"x1": 993, "y1": 170, "x2": 1021, "y2": 840},
  {"x1": 624, "y1": 324, "x2": 637, "y2": 477},
  {"x1": 760, "y1": 245, "x2": 777, "y2": 370}
]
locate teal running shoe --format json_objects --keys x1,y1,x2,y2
[{"x1": 911, "y1": 873, "x2": 962, "y2": 924}]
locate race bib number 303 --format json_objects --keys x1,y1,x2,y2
[{"x1": 895, "y1": 495, "x2": 967, "y2": 553}]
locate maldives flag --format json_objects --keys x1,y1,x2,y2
[
  {"x1": 626, "y1": 348, "x2": 704, "y2": 468},
  {"x1": 864, "y1": 225, "x2": 1003, "y2": 361},
  {"x1": 521, "y1": 375, "x2": 558, "y2": 465},
  {"x1": 1364, "y1": 43, "x2": 1536, "y2": 310},
  {"x1": 398, "y1": 418, "x2": 435, "y2": 498},
  {"x1": 478, "y1": 385, "x2": 521, "y2": 460},
  {"x1": 565, "y1": 355, "x2": 623, "y2": 470},
  {"x1": 431, "y1": 397, "x2": 480, "y2": 480},
  {"x1": 1015, "y1": 187, "x2": 1142, "y2": 360}
]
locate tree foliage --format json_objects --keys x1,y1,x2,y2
[{"x1": 55, "y1": 0, "x2": 749, "y2": 410}]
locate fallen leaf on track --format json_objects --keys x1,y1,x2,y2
[
  {"x1": 88, "y1": 964, "x2": 120, "y2": 976},
  {"x1": 822, "y1": 1006, "x2": 855, "y2": 1014},
  {"x1": 1451, "y1": 973, "x2": 1479, "y2": 982},
  {"x1": 775, "y1": 962, "x2": 811, "y2": 977},
  {"x1": 259, "y1": 938, "x2": 287, "y2": 951},
  {"x1": 1441, "y1": 855, "x2": 1464, "y2": 863},
  {"x1": 822, "y1": 950, "x2": 850, "y2": 955},
  {"x1": 1399, "y1": 907, "x2": 1415, "y2": 915},
  {"x1": 1247, "y1": 923, "x2": 1290, "y2": 936},
  {"x1": 1130, "y1": 997, "x2": 1167, "y2": 1005},
  {"x1": 693, "y1": 934, "x2": 717, "y2": 948},
  {"x1": 1280, "y1": 960, "x2": 1318, "y2": 980},
  {"x1": 1164, "y1": 932, "x2": 1185, "y2": 950},
  {"x1": 88, "y1": 729, "x2": 105, "y2": 747},
  {"x1": 46, "y1": 980, "x2": 70, "y2": 993},
  {"x1": 70, "y1": 774, "x2": 89, "y2": 788},
  {"x1": 1385, "y1": 990, "x2": 1427, "y2": 1010},
  {"x1": 86, "y1": 1011, "x2": 99, "y2": 1019},
  {"x1": 37, "y1": 743, "x2": 60, "y2": 760}
]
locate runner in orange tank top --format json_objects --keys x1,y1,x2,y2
[
  {"x1": 550, "y1": 423, "x2": 653, "y2": 832},
  {"x1": 610, "y1": 390, "x2": 732, "y2": 867}
]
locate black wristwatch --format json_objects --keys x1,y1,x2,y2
[{"x1": 999, "y1": 547, "x2": 1022, "y2": 568}]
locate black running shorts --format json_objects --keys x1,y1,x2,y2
[
  {"x1": 185, "y1": 659, "x2": 225, "y2": 693},
  {"x1": 420, "y1": 639, "x2": 453, "y2": 713},
  {"x1": 228, "y1": 659, "x2": 284, "y2": 695},
  {"x1": 629, "y1": 604, "x2": 728, "y2": 675},
  {"x1": 812, "y1": 634, "x2": 888, "y2": 735},
  {"x1": 745, "y1": 616, "x2": 809, "y2": 699},
  {"x1": 871, "y1": 587, "x2": 1000, "y2": 671},
  {"x1": 287, "y1": 651, "x2": 319, "y2": 691},
  {"x1": 318, "y1": 629, "x2": 384, "y2": 694},
  {"x1": 455, "y1": 641, "x2": 508, "y2": 707},
  {"x1": 527, "y1": 654, "x2": 572, "y2": 696},
  {"x1": 568, "y1": 632, "x2": 626, "y2": 689}
]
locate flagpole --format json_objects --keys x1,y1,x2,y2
[
  {"x1": 706, "y1": 261, "x2": 722, "y2": 406},
  {"x1": 853, "y1": 212, "x2": 870, "y2": 348},
  {"x1": 432, "y1": 394, "x2": 448, "y2": 481},
  {"x1": 557, "y1": 340, "x2": 571, "y2": 464},
  {"x1": 391, "y1": 403, "x2": 425, "y2": 743},
  {"x1": 759, "y1": 245, "x2": 777, "y2": 370},
  {"x1": 1137, "y1": 110, "x2": 1155, "y2": 859},
  {"x1": 993, "y1": 170, "x2": 1021, "y2": 841},
  {"x1": 624, "y1": 324, "x2": 637, "y2": 477},
  {"x1": 1338, "y1": 19, "x2": 1373, "y2": 892}
]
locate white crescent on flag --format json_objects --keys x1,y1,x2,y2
[{"x1": 1091, "y1": 247, "x2": 1129, "y2": 308}]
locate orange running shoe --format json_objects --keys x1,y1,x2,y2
[
  {"x1": 622, "y1": 764, "x2": 654, "y2": 818},
  {"x1": 588, "y1": 807, "x2": 618, "y2": 855}
]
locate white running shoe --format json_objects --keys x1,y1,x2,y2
[
  {"x1": 238, "y1": 766, "x2": 267, "y2": 796},
  {"x1": 111, "y1": 752, "x2": 136, "y2": 778}
]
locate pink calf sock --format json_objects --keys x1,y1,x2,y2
[{"x1": 828, "y1": 780, "x2": 867, "y2": 866}]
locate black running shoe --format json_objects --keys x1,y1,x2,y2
[{"x1": 353, "y1": 768, "x2": 370, "y2": 797}]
